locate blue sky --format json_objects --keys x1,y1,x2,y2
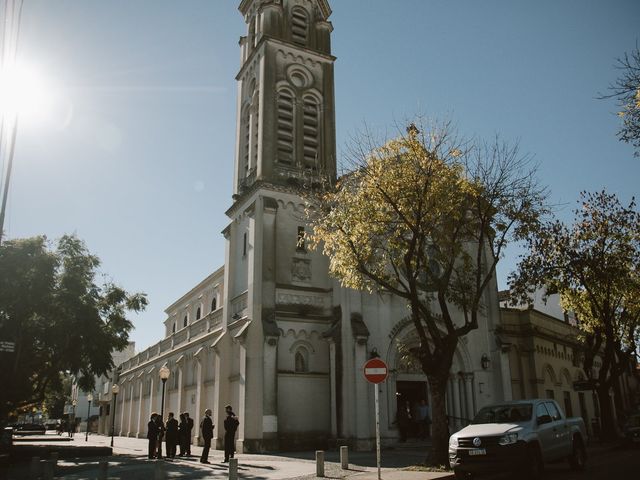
[{"x1": 3, "y1": 0, "x2": 639, "y2": 351}]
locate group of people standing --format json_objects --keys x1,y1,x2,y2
[
  {"x1": 146, "y1": 411, "x2": 194, "y2": 459},
  {"x1": 396, "y1": 399, "x2": 431, "y2": 442},
  {"x1": 199, "y1": 405, "x2": 239, "y2": 464},
  {"x1": 146, "y1": 406, "x2": 239, "y2": 464}
]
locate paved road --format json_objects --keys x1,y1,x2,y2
[
  {"x1": 7, "y1": 433, "x2": 637, "y2": 479},
  {"x1": 542, "y1": 443, "x2": 640, "y2": 479}
]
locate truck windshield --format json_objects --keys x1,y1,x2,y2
[{"x1": 472, "y1": 404, "x2": 533, "y2": 424}]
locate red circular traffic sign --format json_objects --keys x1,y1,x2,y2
[{"x1": 363, "y1": 358, "x2": 388, "y2": 384}]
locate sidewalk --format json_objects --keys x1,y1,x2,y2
[{"x1": 5, "y1": 432, "x2": 453, "y2": 479}]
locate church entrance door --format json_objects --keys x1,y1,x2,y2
[{"x1": 395, "y1": 380, "x2": 430, "y2": 440}]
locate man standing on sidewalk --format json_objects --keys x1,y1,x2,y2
[
  {"x1": 200, "y1": 409, "x2": 214, "y2": 464},
  {"x1": 184, "y1": 412, "x2": 194, "y2": 456},
  {"x1": 147, "y1": 413, "x2": 159, "y2": 459},
  {"x1": 223, "y1": 405, "x2": 240, "y2": 463}
]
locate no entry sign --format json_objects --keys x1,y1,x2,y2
[{"x1": 363, "y1": 358, "x2": 388, "y2": 384}]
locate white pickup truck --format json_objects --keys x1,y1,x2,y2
[{"x1": 448, "y1": 399, "x2": 587, "y2": 479}]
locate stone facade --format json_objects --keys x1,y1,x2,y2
[
  {"x1": 497, "y1": 296, "x2": 639, "y2": 437},
  {"x1": 107, "y1": 0, "x2": 507, "y2": 452}
]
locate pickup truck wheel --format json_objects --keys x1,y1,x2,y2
[
  {"x1": 525, "y1": 444, "x2": 543, "y2": 480},
  {"x1": 569, "y1": 439, "x2": 586, "y2": 471}
]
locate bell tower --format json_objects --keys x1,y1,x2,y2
[
  {"x1": 222, "y1": 0, "x2": 336, "y2": 452},
  {"x1": 234, "y1": 0, "x2": 336, "y2": 195}
]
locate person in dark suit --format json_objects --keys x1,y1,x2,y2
[
  {"x1": 165, "y1": 412, "x2": 179, "y2": 459},
  {"x1": 147, "y1": 413, "x2": 159, "y2": 459},
  {"x1": 223, "y1": 405, "x2": 240, "y2": 463},
  {"x1": 199, "y1": 408, "x2": 214, "y2": 464},
  {"x1": 178, "y1": 413, "x2": 188, "y2": 457},
  {"x1": 155, "y1": 413, "x2": 165, "y2": 459},
  {"x1": 185, "y1": 412, "x2": 194, "y2": 456}
]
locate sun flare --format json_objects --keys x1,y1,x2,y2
[{"x1": 0, "y1": 62, "x2": 54, "y2": 122}]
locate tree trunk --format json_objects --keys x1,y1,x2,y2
[
  {"x1": 427, "y1": 375, "x2": 450, "y2": 466},
  {"x1": 596, "y1": 385, "x2": 617, "y2": 441}
]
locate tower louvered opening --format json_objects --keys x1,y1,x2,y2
[
  {"x1": 291, "y1": 8, "x2": 309, "y2": 46},
  {"x1": 277, "y1": 89, "x2": 294, "y2": 165},
  {"x1": 303, "y1": 96, "x2": 319, "y2": 168}
]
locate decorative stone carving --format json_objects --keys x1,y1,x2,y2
[
  {"x1": 291, "y1": 258, "x2": 311, "y2": 283},
  {"x1": 276, "y1": 292, "x2": 323, "y2": 307}
]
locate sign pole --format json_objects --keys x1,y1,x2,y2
[
  {"x1": 364, "y1": 357, "x2": 387, "y2": 480},
  {"x1": 375, "y1": 384, "x2": 381, "y2": 480}
]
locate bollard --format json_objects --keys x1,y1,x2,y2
[
  {"x1": 228, "y1": 458, "x2": 238, "y2": 480},
  {"x1": 316, "y1": 450, "x2": 325, "y2": 478},
  {"x1": 50, "y1": 451, "x2": 58, "y2": 473},
  {"x1": 340, "y1": 445, "x2": 349, "y2": 469},
  {"x1": 98, "y1": 460, "x2": 108, "y2": 480},
  {"x1": 29, "y1": 456, "x2": 40, "y2": 480},
  {"x1": 41, "y1": 460, "x2": 54, "y2": 480},
  {"x1": 153, "y1": 460, "x2": 166, "y2": 480}
]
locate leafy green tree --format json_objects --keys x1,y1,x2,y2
[
  {"x1": 0, "y1": 235, "x2": 147, "y2": 421},
  {"x1": 602, "y1": 46, "x2": 640, "y2": 157},
  {"x1": 510, "y1": 191, "x2": 640, "y2": 440},
  {"x1": 309, "y1": 122, "x2": 547, "y2": 464},
  {"x1": 42, "y1": 374, "x2": 72, "y2": 419}
]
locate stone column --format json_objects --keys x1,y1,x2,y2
[
  {"x1": 136, "y1": 380, "x2": 144, "y2": 437},
  {"x1": 354, "y1": 337, "x2": 370, "y2": 449},
  {"x1": 119, "y1": 383, "x2": 126, "y2": 436},
  {"x1": 328, "y1": 340, "x2": 338, "y2": 438},
  {"x1": 464, "y1": 374, "x2": 475, "y2": 422},
  {"x1": 176, "y1": 365, "x2": 184, "y2": 416},
  {"x1": 211, "y1": 345, "x2": 222, "y2": 449},
  {"x1": 148, "y1": 375, "x2": 155, "y2": 420},
  {"x1": 451, "y1": 374, "x2": 462, "y2": 431},
  {"x1": 127, "y1": 384, "x2": 134, "y2": 437},
  {"x1": 193, "y1": 351, "x2": 206, "y2": 447},
  {"x1": 262, "y1": 336, "x2": 279, "y2": 448},
  {"x1": 500, "y1": 346, "x2": 513, "y2": 401},
  {"x1": 236, "y1": 341, "x2": 247, "y2": 454}
]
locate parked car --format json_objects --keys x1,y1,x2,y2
[
  {"x1": 623, "y1": 412, "x2": 640, "y2": 444},
  {"x1": 448, "y1": 399, "x2": 587, "y2": 479}
]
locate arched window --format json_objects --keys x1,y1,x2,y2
[
  {"x1": 302, "y1": 95, "x2": 320, "y2": 168},
  {"x1": 211, "y1": 296, "x2": 217, "y2": 311},
  {"x1": 196, "y1": 307, "x2": 201, "y2": 320},
  {"x1": 294, "y1": 347, "x2": 309, "y2": 373},
  {"x1": 291, "y1": 7, "x2": 309, "y2": 46},
  {"x1": 183, "y1": 315, "x2": 188, "y2": 328},
  {"x1": 276, "y1": 89, "x2": 294, "y2": 165}
]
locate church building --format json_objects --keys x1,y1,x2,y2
[{"x1": 109, "y1": 0, "x2": 507, "y2": 453}]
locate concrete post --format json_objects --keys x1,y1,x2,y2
[
  {"x1": 29, "y1": 456, "x2": 40, "y2": 480},
  {"x1": 316, "y1": 450, "x2": 325, "y2": 477},
  {"x1": 49, "y1": 451, "x2": 58, "y2": 467},
  {"x1": 98, "y1": 460, "x2": 108, "y2": 480},
  {"x1": 229, "y1": 458, "x2": 238, "y2": 480},
  {"x1": 340, "y1": 445, "x2": 349, "y2": 469}
]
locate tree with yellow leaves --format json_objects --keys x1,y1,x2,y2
[{"x1": 308, "y1": 121, "x2": 547, "y2": 465}]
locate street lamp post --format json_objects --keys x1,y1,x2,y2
[
  {"x1": 158, "y1": 365, "x2": 170, "y2": 459},
  {"x1": 71, "y1": 399, "x2": 77, "y2": 438},
  {"x1": 110, "y1": 384, "x2": 119, "y2": 447},
  {"x1": 85, "y1": 393, "x2": 93, "y2": 442}
]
